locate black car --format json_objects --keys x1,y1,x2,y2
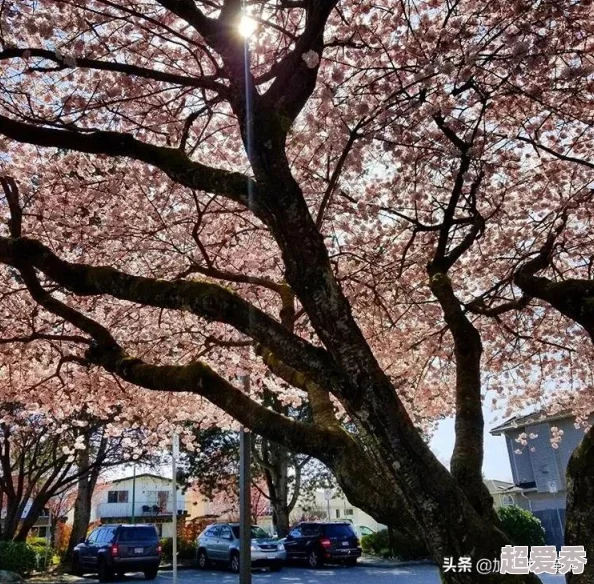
[
  {"x1": 72, "y1": 524, "x2": 161, "y2": 581},
  {"x1": 283, "y1": 521, "x2": 361, "y2": 568}
]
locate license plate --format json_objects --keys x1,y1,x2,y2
[
  {"x1": 267, "y1": 554, "x2": 275, "y2": 560},
  {"x1": 134, "y1": 547, "x2": 143, "y2": 554},
  {"x1": 342, "y1": 542, "x2": 349, "y2": 547}
]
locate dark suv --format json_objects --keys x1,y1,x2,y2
[
  {"x1": 283, "y1": 521, "x2": 361, "y2": 568},
  {"x1": 72, "y1": 524, "x2": 161, "y2": 581}
]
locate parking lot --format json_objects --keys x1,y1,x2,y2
[{"x1": 62, "y1": 562, "x2": 565, "y2": 584}]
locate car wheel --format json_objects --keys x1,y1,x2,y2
[
  {"x1": 229, "y1": 552, "x2": 240, "y2": 573},
  {"x1": 144, "y1": 568, "x2": 158, "y2": 580},
  {"x1": 97, "y1": 558, "x2": 113, "y2": 583},
  {"x1": 307, "y1": 550, "x2": 323, "y2": 569},
  {"x1": 345, "y1": 558, "x2": 358, "y2": 567},
  {"x1": 197, "y1": 549, "x2": 209, "y2": 570},
  {"x1": 71, "y1": 554, "x2": 84, "y2": 576}
]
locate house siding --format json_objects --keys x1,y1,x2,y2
[
  {"x1": 494, "y1": 413, "x2": 592, "y2": 549},
  {"x1": 506, "y1": 434, "x2": 535, "y2": 485},
  {"x1": 90, "y1": 474, "x2": 185, "y2": 539},
  {"x1": 528, "y1": 423, "x2": 561, "y2": 494}
]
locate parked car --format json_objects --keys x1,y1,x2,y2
[
  {"x1": 196, "y1": 523, "x2": 285, "y2": 572},
  {"x1": 283, "y1": 521, "x2": 361, "y2": 568},
  {"x1": 72, "y1": 524, "x2": 161, "y2": 582},
  {"x1": 355, "y1": 524, "x2": 376, "y2": 538}
]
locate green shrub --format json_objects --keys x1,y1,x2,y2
[
  {"x1": 497, "y1": 505, "x2": 545, "y2": 546},
  {"x1": 361, "y1": 528, "x2": 429, "y2": 561},
  {"x1": 0, "y1": 541, "x2": 37, "y2": 575},
  {"x1": 159, "y1": 537, "x2": 196, "y2": 561},
  {"x1": 27, "y1": 537, "x2": 54, "y2": 570},
  {"x1": 160, "y1": 538, "x2": 173, "y2": 560}
]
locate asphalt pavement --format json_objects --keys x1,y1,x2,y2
[{"x1": 30, "y1": 561, "x2": 566, "y2": 584}]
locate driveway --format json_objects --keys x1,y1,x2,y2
[{"x1": 38, "y1": 563, "x2": 565, "y2": 584}]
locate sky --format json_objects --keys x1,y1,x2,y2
[
  {"x1": 430, "y1": 406, "x2": 513, "y2": 482},
  {"x1": 109, "y1": 405, "x2": 518, "y2": 484}
]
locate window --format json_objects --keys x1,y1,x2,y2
[
  {"x1": 117, "y1": 526, "x2": 158, "y2": 542},
  {"x1": 31, "y1": 526, "x2": 48, "y2": 538},
  {"x1": 87, "y1": 529, "x2": 100, "y2": 544},
  {"x1": 230, "y1": 525, "x2": 268, "y2": 539},
  {"x1": 101, "y1": 527, "x2": 116, "y2": 543},
  {"x1": 344, "y1": 509, "x2": 354, "y2": 516},
  {"x1": 289, "y1": 526, "x2": 302, "y2": 538},
  {"x1": 107, "y1": 490, "x2": 128, "y2": 503},
  {"x1": 221, "y1": 526, "x2": 233, "y2": 540},
  {"x1": 301, "y1": 524, "x2": 321, "y2": 537},
  {"x1": 205, "y1": 525, "x2": 221, "y2": 538},
  {"x1": 324, "y1": 524, "x2": 356, "y2": 538},
  {"x1": 335, "y1": 509, "x2": 341, "y2": 518}
]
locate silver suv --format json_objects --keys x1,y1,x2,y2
[{"x1": 196, "y1": 523, "x2": 285, "y2": 572}]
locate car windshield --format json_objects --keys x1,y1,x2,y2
[
  {"x1": 230, "y1": 526, "x2": 271, "y2": 539},
  {"x1": 118, "y1": 527, "x2": 157, "y2": 542},
  {"x1": 324, "y1": 524, "x2": 356, "y2": 538}
]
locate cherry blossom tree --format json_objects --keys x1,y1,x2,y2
[{"x1": 1, "y1": 1, "x2": 594, "y2": 582}]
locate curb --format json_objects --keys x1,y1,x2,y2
[{"x1": 358, "y1": 555, "x2": 435, "y2": 569}]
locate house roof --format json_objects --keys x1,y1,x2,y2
[
  {"x1": 483, "y1": 479, "x2": 514, "y2": 492},
  {"x1": 483, "y1": 479, "x2": 529, "y2": 494},
  {"x1": 107, "y1": 473, "x2": 172, "y2": 485},
  {"x1": 489, "y1": 409, "x2": 575, "y2": 436}
]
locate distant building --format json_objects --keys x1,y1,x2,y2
[
  {"x1": 490, "y1": 410, "x2": 592, "y2": 547},
  {"x1": 90, "y1": 473, "x2": 186, "y2": 538},
  {"x1": 291, "y1": 490, "x2": 385, "y2": 534},
  {"x1": 0, "y1": 501, "x2": 52, "y2": 538}
]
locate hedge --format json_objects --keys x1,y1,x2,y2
[
  {"x1": 0, "y1": 541, "x2": 37, "y2": 575},
  {"x1": 361, "y1": 528, "x2": 429, "y2": 561},
  {"x1": 497, "y1": 505, "x2": 546, "y2": 546},
  {"x1": 159, "y1": 537, "x2": 197, "y2": 561}
]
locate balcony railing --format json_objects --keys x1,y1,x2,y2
[{"x1": 97, "y1": 499, "x2": 186, "y2": 519}]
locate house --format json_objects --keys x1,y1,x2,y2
[
  {"x1": 91, "y1": 473, "x2": 187, "y2": 538},
  {"x1": 0, "y1": 501, "x2": 52, "y2": 539},
  {"x1": 490, "y1": 410, "x2": 592, "y2": 547},
  {"x1": 291, "y1": 490, "x2": 385, "y2": 533}
]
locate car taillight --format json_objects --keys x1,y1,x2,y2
[
  {"x1": 109, "y1": 543, "x2": 118, "y2": 557},
  {"x1": 320, "y1": 538, "x2": 331, "y2": 548},
  {"x1": 157, "y1": 544, "x2": 162, "y2": 554}
]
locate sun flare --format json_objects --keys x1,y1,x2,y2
[{"x1": 238, "y1": 15, "x2": 257, "y2": 38}]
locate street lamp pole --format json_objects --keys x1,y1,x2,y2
[
  {"x1": 172, "y1": 433, "x2": 179, "y2": 584},
  {"x1": 131, "y1": 464, "x2": 136, "y2": 523},
  {"x1": 239, "y1": 374, "x2": 252, "y2": 584}
]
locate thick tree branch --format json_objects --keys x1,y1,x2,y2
[
  {"x1": 0, "y1": 117, "x2": 259, "y2": 213},
  {"x1": 84, "y1": 343, "x2": 344, "y2": 461},
  {"x1": 263, "y1": 0, "x2": 339, "y2": 123},
  {"x1": 0, "y1": 236, "x2": 348, "y2": 397},
  {"x1": 258, "y1": 346, "x2": 339, "y2": 430},
  {"x1": 0, "y1": 48, "x2": 228, "y2": 95}
]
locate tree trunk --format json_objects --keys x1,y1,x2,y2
[
  {"x1": 15, "y1": 495, "x2": 51, "y2": 542},
  {"x1": 429, "y1": 270, "x2": 496, "y2": 522},
  {"x1": 260, "y1": 437, "x2": 292, "y2": 538},
  {"x1": 565, "y1": 425, "x2": 594, "y2": 584},
  {"x1": 64, "y1": 446, "x2": 101, "y2": 564},
  {"x1": 346, "y1": 382, "x2": 542, "y2": 584}
]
